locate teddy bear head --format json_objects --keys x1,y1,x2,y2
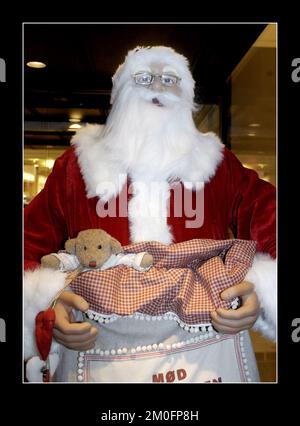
[{"x1": 65, "y1": 229, "x2": 122, "y2": 268}]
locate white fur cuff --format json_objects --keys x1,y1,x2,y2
[
  {"x1": 24, "y1": 267, "x2": 67, "y2": 360},
  {"x1": 245, "y1": 253, "x2": 277, "y2": 341}
]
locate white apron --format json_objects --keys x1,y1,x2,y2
[{"x1": 54, "y1": 311, "x2": 259, "y2": 383}]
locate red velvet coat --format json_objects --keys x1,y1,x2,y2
[{"x1": 24, "y1": 146, "x2": 276, "y2": 270}]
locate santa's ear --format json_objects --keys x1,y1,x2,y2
[
  {"x1": 110, "y1": 237, "x2": 122, "y2": 254},
  {"x1": 65, "y1": 238, "x2": 77, "y2": 254}
]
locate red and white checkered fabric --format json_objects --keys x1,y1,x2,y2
[{"x1": 70, "y1": 239, "x2": 256, "y2": 325}]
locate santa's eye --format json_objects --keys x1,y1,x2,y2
[
  {"x1": 98, "y1": 245, "x2": 102, "y2": 249},
  {"x1": 133, "y1": 72, "x2": 153, "y2": 85},
  {"x1": 160, "y1": 74, "x2": 180, "y2": 86},
  {"x1": 83, "y1": 246, "x2": 87, "y2": 251}
]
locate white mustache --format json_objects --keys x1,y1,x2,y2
[{"x1": 139, "y1": 89, "x2": 180, "y2": 104}]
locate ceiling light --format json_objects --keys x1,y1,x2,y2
[
  {"x1": 68, "y1": 123, "x2": 82, "y2": 130},
  {"x1": 26, "y1": 61, "x2": 47, "y2": 69},
  {"x1": 248, "y1": 133, "x2": 256, "y2": 137},
  {"x1": 249, "y1": 123, "x2": 261, "y2": 127}
]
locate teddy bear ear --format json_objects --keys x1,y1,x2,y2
[
  {"x1": 110, "y1": 237, "x2": 122, "y2": 254},
  {"x1": 65, "y1": 238, "x2": 77, "y2": 254}
]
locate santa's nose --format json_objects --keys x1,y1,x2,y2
[
  {"x1": 89, "y1": 260, "x2": 96, "y2": 267},
  {"x1": 151, "y1": 79, "x2": 164, "y2": 92}
]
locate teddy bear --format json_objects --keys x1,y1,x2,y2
[{"x1": 41, "y1": 228, "x2": 154, "y2": 272}]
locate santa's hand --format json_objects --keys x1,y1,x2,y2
[
  {"x1": 210, "y1": 281, "x2": 259, "y2": 334},
  {"x1": 53, "y1": 291, "x2": 98, "y2": 351}
]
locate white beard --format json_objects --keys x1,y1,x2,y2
[{"x1": 100, "y1": 84, "x2": 199, "y2": 181}]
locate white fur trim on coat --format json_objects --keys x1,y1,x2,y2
[
  {"x1": 128, "y1": 180, "x2": 173, "y2": 244},
  {"x1": 245, "y1": 253, "x2": 277, "y2": 341},
  {"x1": 24, "y1": 267, "x2": 67, "y2": 361},
  {"x1": 72, "y1": 124, "x2": 127, "y2": 201}
]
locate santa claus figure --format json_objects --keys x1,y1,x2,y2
[{"x1": 24, "y1": 46, "x2": 276, "y2": 382}]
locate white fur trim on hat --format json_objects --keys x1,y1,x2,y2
[{"x1": 26, "y1": 353, "x2": 60, "y2": 382}]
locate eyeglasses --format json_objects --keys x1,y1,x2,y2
[{"x1": 132, "y1": 72, "x2": 181, "y2": 87}]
